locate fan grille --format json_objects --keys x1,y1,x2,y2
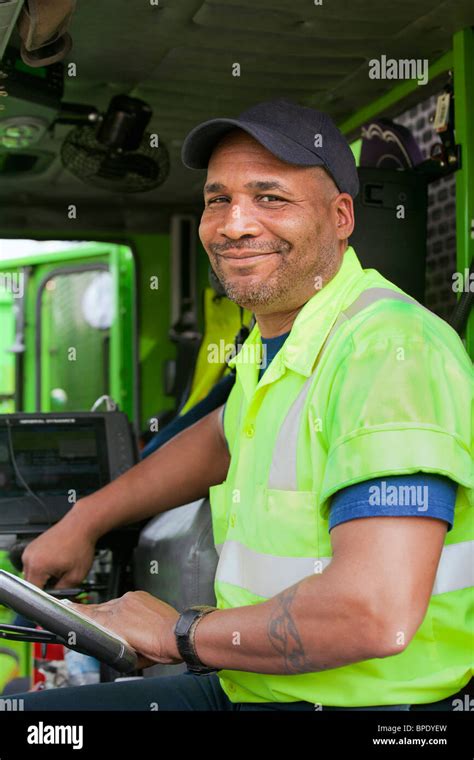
[{"x1": 61, "y1": 125, "x2": 170, "y2": 193}]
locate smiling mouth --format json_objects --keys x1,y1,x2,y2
[{"x1": 219, "y1": 251, "x2": 278, "y2": 260}]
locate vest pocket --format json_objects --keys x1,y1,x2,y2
[{"x1": 263, "y1": 488, "x2": 328, "y2": 558}]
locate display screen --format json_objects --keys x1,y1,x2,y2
[{"x1": 0, "y1": 419, "x2": 110, "y2": 499}]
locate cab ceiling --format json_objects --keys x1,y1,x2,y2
[{"x1": 1, "y1": 0, "x2": 473, "y2": 229}]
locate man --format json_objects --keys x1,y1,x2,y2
[{"x1": 19, "y1": 100, "x2": 472, "y2": 711}]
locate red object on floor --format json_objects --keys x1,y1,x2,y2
[{"x1": 33, "y1": 632, "x2": 65, "y2": 686}]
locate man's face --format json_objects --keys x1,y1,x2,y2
[{"x1": 199, "y1": 130, "x2": 353, "y2": 313}]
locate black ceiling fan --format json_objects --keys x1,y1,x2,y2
[{"x1": 57, "y1": 94, "x2": 170, "y2": 193}]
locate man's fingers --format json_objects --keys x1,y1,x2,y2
[
  {"x1": 23, "y1": 567, "x2": 51, "y2": 590},
  {"x1": 51, "y1": 573, "x2": 82, "y2": 591}
]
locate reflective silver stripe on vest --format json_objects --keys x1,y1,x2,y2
[
  {"x1": 215, "y1": 539, "x2": 331, "y2": 597},
  {"x1": 323, "y1": 287, "x2": 420, "y2": 349},
  {"x1": 268, "y1": 288, "x2": 416, "y2": 491},
  {"x1": 431, "y1": 541, "x2": 474, "y2": 595},
  {"x1": 215, "y1": 540, "x2": 474, "y2": 598}
]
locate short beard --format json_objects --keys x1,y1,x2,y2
[
  {"x1": 211, "y1": 240, "x2": 340, "y2": 310},
  {"x1": 216, "y1": 257, "x2": 294, "y2": 308}
]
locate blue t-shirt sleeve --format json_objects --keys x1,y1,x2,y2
[{"x1": 329, "y1": 473, "x2": 457, "y2": 532}]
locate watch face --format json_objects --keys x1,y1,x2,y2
[
  {"x1": 175, "y1": 607, "x2": 217, "y2": 671},
  {"x1": 175, "y1": 607, "x2": 201, "y2": 637},
  {"x1": 175, "y1": 613, "x2": 192, "y2": 636}
]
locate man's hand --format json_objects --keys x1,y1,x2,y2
[
  {"x1": 23, "y1": 514, "x2": 97, "y2": 589},
  {"x1": 69, "y1": 591, "x2": 183, "y2": 670}
]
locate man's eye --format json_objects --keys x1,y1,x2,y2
[
  {"x1": 259, "y1": 195, "x2": 285, "y2": 202},
  {"x1": 206, "y1": 196, "x2": 228, "y2": 205}
]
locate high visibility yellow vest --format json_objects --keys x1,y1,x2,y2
[{"x1": 209, "y1": 246, "x2": 473, "y2": 706}]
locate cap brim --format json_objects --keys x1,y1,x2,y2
[{"x1": 181, "y1": 117, "x2": 325, "y2": 170}]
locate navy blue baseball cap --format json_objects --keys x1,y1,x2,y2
[{"x1": 181, "y1": 98, "x2": 359, "y2": 198}]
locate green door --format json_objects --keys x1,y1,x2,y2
[
  {"x1": 0, "y1": 285, "x2": 15, "y2": 414},
  {"x1": 1, "y1": 242, "x2": 137, "y2": 422}
]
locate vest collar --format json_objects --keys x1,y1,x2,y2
[{"x1": 227, "y1": 246, "x2": 364, "y2": 384}]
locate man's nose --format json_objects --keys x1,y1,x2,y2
[{"x1": 216, "y1": 202, "x2": 262, "y2": 239}]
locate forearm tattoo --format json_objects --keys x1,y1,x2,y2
[{"x1": 267, "y1": 586, "x2": 314, "y2": 674}]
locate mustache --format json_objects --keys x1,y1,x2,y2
[{"x1": 210, "y1": 240, "x2": 291, "y2": 255}]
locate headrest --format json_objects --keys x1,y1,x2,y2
[{"x1": 360, "y1": 118, "x2": 423, "y2": 169}]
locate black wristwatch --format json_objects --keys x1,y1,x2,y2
[{"x1": 174, "y1": 605, "x2": 218, "y2": 675}]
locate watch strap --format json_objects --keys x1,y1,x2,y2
[{"x1": 174, "y1": 605, "x2": 218, "y2": 675}]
